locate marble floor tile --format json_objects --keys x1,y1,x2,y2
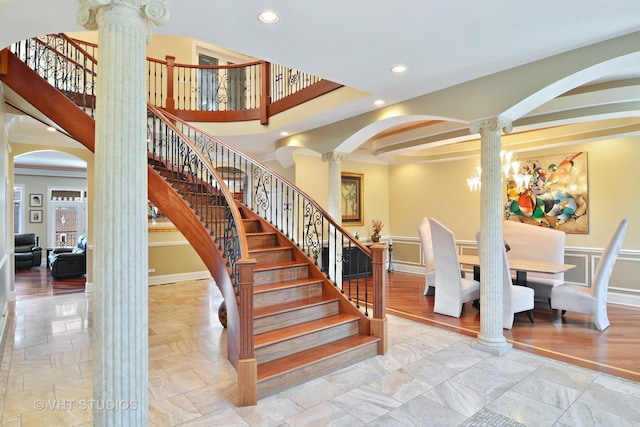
[
  {"x1": 555, "y1": 400, "x2": 639, "y2": 427},
  {"x1": 330, "y1": 386, "x2": 403, "y2": 423},
  {"x1": 281, "y1": 377, "x2": 346, "y2": 409},
  {"x1": 487, "y1": 389, "x2": 565, "y2": 426},
  {"x1": 423, "y1": 378, "x2": 494, "y2": 417},
  {"x1": 509, "y1": 373, "x2": 582, "y2": 410},
  {"x1": 387, "y1": 394, "x2": 467, "y2": 427},
  {"x1": 2, "y1": 280, "x2": 640, "y2": 426},
  {"x1": 284, "y1": 401, "x2": 364, "y2": 427}
]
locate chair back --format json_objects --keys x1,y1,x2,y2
[
  {"x1": 429, "y1": 218, "x2": 462, "y2": 295},
  {"x1": 418, "y1": 217, "x2": 435, "y2": 273},
  {"x1": 592, "y1": 219, "x2": 628, "y2": 301},
  {"x1": 476, "y1": 231, "x2": 513, "y2": 311}
]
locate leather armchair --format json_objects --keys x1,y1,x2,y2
[
  {"x1": 49, "y1": 235, "x2": 87, "y2": 279},
  {"x1": 14, "y1": 233, "x2": 43, "y2": 269}
]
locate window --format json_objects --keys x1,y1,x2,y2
[{"x1": 13, "y1": 185, "x2": 24, "y2": 233}]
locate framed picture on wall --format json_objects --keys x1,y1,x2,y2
[
  {"x1": 29, "y1": 210, "x2": 43, "y2": 223},
  {"x1": 29, "y1": 193, "x2": 43, "y2": 207},
  {"x1": 341, "y1": 172, "x2": 364, "y2": 226}
]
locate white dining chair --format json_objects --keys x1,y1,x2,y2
[
  {"x1": 550, "y1": 218, "x2": 628, "y2": 331},
  {"x1": 418, "y1": 217, "x2": 436, "y2": 295},
  {"x1": 429, "y1": 218, "x2": 480, "y2": 317},
  {"x1": 476, "y1": 231, "x2": 535, "y2": 329}
]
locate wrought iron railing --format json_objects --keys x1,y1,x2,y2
[
  {"x1": 163, "y1": 111, "x2": 375, "y2": 314},
  {"x1": 8, "y1": 33, "x2": 373, "y2": 312},
  {"x1": 146, "y1": 104, "x2": 246, "y2": 291},
  {"x1": 10, "y1": 34, "x2": 97, "y2": 116},
  {"x1": 9, "y1": 33, "x2": 247, "y2": 293}
]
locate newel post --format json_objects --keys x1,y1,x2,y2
[
  {"x1": 260, "y1": 61, "x2": 270, "y2": 125},
  {"x1": 236, "y1": 258, "x2": 257, "y2": 406},
  {"x1": 165, "y1": 55, "x2": 176, "y2": 115},
  {"x1": 370, "y1": 244, "x2": 388, "y2": 354}
]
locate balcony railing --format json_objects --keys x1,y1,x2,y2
[{"x1": 11, "y1": 34, "x2": 342, "y2": 124}]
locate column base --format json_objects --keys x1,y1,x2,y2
[{"x1": 472, "y1": 337, "x2": 512, "y2": 356}]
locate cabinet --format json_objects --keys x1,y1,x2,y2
[{"x1": 321, "y1": 245, "x2": 372, "y2": 279}]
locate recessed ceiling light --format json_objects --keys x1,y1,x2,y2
[
  {"x1": 373, "y1": 99, "x2": 385, "y2": 107},
  {"x1": 391, "y1": 65, "x2": 407, "y2": 73},
  {"x1": 46, "y1": 126, "x2": 56, "y2": 132},
  {"x1": 280, "y1": 131, "x2": 289, "y2": 137},
  {"x1": 258, "y1": 10, "x2": 280, "y2": 24}
]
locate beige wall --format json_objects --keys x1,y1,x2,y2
[
  {"x1": 293, "y1": 152, "x2": 390, "y2": 240},
  {"x1": 148, "y1": 229, "x2": 207, "y2": 279},
  {"x1": 389, "y1": 136, "x2": 639, "y2": 249},
  {"x1": 285, "y1": 135, "x2": 639, "y2": 301}
]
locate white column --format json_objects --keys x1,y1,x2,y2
[
  {"x1": 322, "y1": 151, "x2": 348, "y2": 222},
  {"x1": 470, "y1": 116, "x2": 513, "y2": 356},
  {"x1": 322, "y1": 151, "x2": 348, "y2": 283},
  {"x1": 78, "y1": 1, "x2": 168, "y2": 425}
]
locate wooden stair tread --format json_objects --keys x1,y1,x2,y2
[
  {"x1": 247, "y1": 231, "x2": 277, "y2": 236},
  {"x1": 254, "y1": 278, "x2": 323, "y2": 294},
  {"x1": 253, "y1": 260, "x2": 308, "y2": 272},
  {"x1": 249, "y1": 246, "x2": 292, "y2": 255},
  {"x1": 254, "y1": 314, "x2": 359, "y2": 348},
  {"x1": 257, "y1": 334, "x2": 379, "y2": 380},
  {"x1": 253, "y1": 295, "x2": 339, "y2": 318}
]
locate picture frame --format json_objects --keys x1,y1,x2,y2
[
  {"x1": 504, "y1": 151, "x2": 588, "y2": 234},
  {"x1": 341, "y1": 172, "x2": 364, "y2": 226},
  {"x1": 29, "y1": 210, "x2": 43, "y2": 223},
  {"x1": 29, "y1": 193, "x2": 43, "y2": 207}
]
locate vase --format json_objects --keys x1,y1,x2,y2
[{"x1": 371, "y1": 233, "x2": 380, "y2": 243}]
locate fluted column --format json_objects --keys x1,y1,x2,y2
[
  {"x1": 470, "y1": 116, "x2": 513, "y2": 356},
  {"x1": 322, "y1": 151, "x2": 348, "y2": 223},
  {"x1": 78, "y1": 1, "x2": 169, "y2": 425},
  {"x1": 322, "y1": 151, "x2": 348, "y2": 282}
]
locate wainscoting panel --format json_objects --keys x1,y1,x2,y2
[{"x1": 390, "y1": 236, "x2": 640, "y2": 307}]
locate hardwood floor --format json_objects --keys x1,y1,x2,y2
[
  {"x1": 13, "y1": 267, "x2": 640, "y2": 383},
  {"x1": 13, "y1": 266, "x2": 86, "y2": 299},
  {"x1": 382, "y1": 271, "x2": 640, "y2": 384}
]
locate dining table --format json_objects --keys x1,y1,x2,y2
[{"x1": 457, "y1": 254, "x2": 576, "y2": 286}]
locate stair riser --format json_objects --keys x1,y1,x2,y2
[
  {"x1": 254, "y1": 301, "x2": 339, "y2": 335},
  {"x1": 256, "y1": 321, "x2": 359, "y2": 363},
  {"x1": 254, "y1": 283, "x2": 323, "y2": 309},
  {"x1": 254, "y1": 265, "x2": 308, "y2": 285},
  {"x1": 257, "y1": 341, "x2": 379, "y2": 398},
  {"x1": 247, "y1": 234, "x2": 278, "y2": 249},
  {"x1": 251, "y1": 248, "x2": 293, "y2": 265},
  {"x1": 243, "y1": 220, "x2": 262, "y2": 233}
]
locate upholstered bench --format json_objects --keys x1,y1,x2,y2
[{"x1": 503, "y1": 220, "x2": 566, "y2": 302}]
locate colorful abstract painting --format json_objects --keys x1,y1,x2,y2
[{"x1": 504, "y1": 151, "x2": 588, "y2": 233}]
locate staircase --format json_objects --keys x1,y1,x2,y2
[
  {"x1": 240, "y1": 207, "x2": 379, "y2": 397},
  {"x1": 1, "y1": 37, "x2": 387, "y2": 405},
  {"x1": 148, "y1": 149, "x2": 381, "y2": 398}
]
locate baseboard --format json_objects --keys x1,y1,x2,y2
[
  {"x1": 608, "y1": 291, "x2": 640, "y2": 308},
  {"x1": 392, "y1": 264, "x2": 425, "y2": 276},
  {"x1": 148, "y1": 270, "x2": 211, "y2": 286}
]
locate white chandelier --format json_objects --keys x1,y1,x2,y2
[{"x1": 467, "y1": 149, "x2": 532, "y2": 192}]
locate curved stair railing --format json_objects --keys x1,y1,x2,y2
[
  {"x1": 4, "y1": 33, "x2": 388, "y2": 405},
  {"x1": 5, "y1": 34, "x2": 255, "y2": 372},
  {"x1": 160, "y1": 110, "x2": 384, "y2": 317}
]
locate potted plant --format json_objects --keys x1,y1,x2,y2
[{"x1": 371, "y1": 218, "x2": 383, "y2": 242}]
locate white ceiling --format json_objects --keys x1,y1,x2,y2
[{"x1": 2, "y1": 0, "x2": 640, "y2": 166}]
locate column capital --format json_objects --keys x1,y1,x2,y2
[
  {"x1": 469, "y1": 115, "x2": 513, "y2": 134},
  {"x1": 78, "y1": 0, "x2": 169, "y2": 37},
  {"x1": 321, "y1": 151, "x2": 348, "y2": 162}
]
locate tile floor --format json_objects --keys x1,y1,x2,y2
[{"x1": 1, "y1": 279, "x2": 639, "y2": 426}]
